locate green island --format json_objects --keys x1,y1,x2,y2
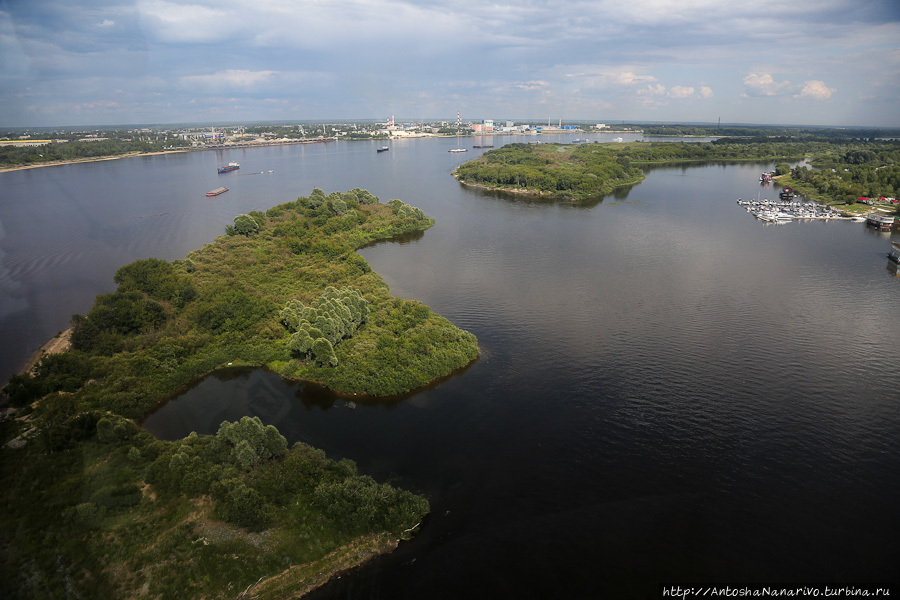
[
  {"x1": 452, "y1": 139, "x2": 900, "y2": 213},
  {"x1": 0, "y1": 188, "x2": 478, "y2": 599}
]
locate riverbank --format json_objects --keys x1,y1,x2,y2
[
  {"x1": 0, "y1": 138, "x2": 344, "y2": 173},
  {"x1": 0, "y1": 149, "x2": 192, "y2": 172},
  {"x1": 17, "y1": 328, "x2": 72, "y2": 375}
]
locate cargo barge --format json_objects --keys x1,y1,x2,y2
[
  {"x1": 377, "y1": 146, "x2": 389, "y2": 153},
  {"x1": 206, "y1": 187, "x2": 229, "y2": 197},
  {"x1": 217, "y1": 161, "x2": 239, "y2": 173}
]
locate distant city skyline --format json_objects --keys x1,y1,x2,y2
[{"x1": 1, "y1": 0, "x2": 899, "y2": 128}]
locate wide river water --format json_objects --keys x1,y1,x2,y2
[{"x1": 2, "y1": 132, "x2": 898, "y2": 597}]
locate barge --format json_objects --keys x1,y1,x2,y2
[
  {"x1": 206, "y1": 187, "x2": 229, "y2": 197},
  {"x1": 889, "y1": 241, "x2": 900, "y2": 264},
  {"x1": 865, "y1": 212, "x2": 895, "y2": 229}
]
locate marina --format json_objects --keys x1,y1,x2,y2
[{"x1": 736, "y1": 196, "x2": 849, "y2": 222}]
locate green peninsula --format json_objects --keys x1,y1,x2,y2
[
  {"x1": 1, "y1": 188, "x2": 477, "y2": 599},
  {"x1": 17, "y1": 187, "x2": 477, "y2": 417},
  {"x1": 452, "y1": 141, "x2": 809, "y2": 201},
  {"x1": 453, "y1": 138, "x2": 900, "y2": 210}
]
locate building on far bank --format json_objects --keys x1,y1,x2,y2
[{"x1": 0, "y1": 139, "x2": 53, "y2": 147}]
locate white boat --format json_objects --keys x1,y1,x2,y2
[{"x1": 449, "y1": 111, "x2": 467, "y2": 153}]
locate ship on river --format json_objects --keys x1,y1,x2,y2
[
  {"x1": 205, "y1": 187, "x2": 228, "y2": 197},
  {"x1": 866, "y1": 212, "x2": 895, "y2": 229},
  {"x1": 217, "y1": 161, "x2": 239, "y2": 173}
]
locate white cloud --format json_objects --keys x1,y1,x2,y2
[
  {"x1": 138, "y1": 0, "x2": 238, "y2": 42},
  {"x1": 669, "y1": 85, "x2": 695, "y2": 98},
  {"x1": 515, "y1": 80, "x2": 549, "y2": 91},
  {"x1": 181, "y1": 69, "x2": 278, "y2": 90},
  {"x1": 742, "y1": 73, "x2": 791, "y2": 97},
  {"x1": 568, "y1": 69, "x2": 658, "y2": 90},
  {"x1": 639, "y1": 83, "x2": 667, "y2": 96},
  {"x1": 798, "y1": 80, "x2": 835, "y2": 100},
  {"x1": 98, "y1": 19, "x2": 115, "y2": 28},
  {"x1": 636, "y1": 83, "x2": 709, "y2": 101}
]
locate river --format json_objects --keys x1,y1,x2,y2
[{"x1": 2, "y1": 132, "x2": 898, "y2": 597}]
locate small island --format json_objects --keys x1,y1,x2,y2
[
  {"x1": 1, "y1": 188, "x2": 478, "y2": 599},
  {"x1": 453, "y1": 138, "x2": 900, "y2": 215},
  {"x1": 452, "y1": 141, "x2": 815, "y2": 202}
]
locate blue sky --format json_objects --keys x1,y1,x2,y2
[{"x1": 1, "y1": 0, "x2": 898, "y2": 127}]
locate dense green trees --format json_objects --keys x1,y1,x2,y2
[
  {"x1": 0, "y1": 187, "x2": 468, "y2": 598},
  {"x1": 228, "y1": 213, "x2": 261, "y2": 236},
  {"x1": 6, "y1": 187, "x2": 476, "y2": 411},
  {"x1": 217, "y1": 416, "x2": 288, "y2": 468},
  {"x1": 0, "y1": 135, "x2": 190, "y2": 167},
  {"x1": 453, "y1": 143, "x2": 644, "y2": 200},
  {"x1": 454, "y1": 139, "x2": 900, "y2": 204},
  {"x1": 780, "y1": 141, "x2": 900, "y2": 207},
  {"x1": 281, "y1": 286, "x2": 369, "y2": 365}
]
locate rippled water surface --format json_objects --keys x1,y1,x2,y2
[{"x1": 3, "y1": 135, "x2": 899, "y2": 597}]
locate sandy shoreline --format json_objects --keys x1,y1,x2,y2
[{"x1": 19, "y1": 328, "x2": 73, "y2": 375}]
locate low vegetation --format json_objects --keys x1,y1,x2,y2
[
  {"x1": 1, "y1": 188, "x2": 478, "y2": 598},
  {"x1": 1, "y1": 411, "x2": 428, "y2": 599}
]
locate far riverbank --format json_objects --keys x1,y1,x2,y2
[
  {"x1": 0, "y1": 149, "x2": 191, "y2": 173},
  {"x1": 0, "y1": 137, "x2": 347, "y2": 173}
]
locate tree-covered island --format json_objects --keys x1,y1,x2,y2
[
  {"x1": 452, "y1": 140, "x2": 900, "y2": 212},
  {"x1": 1, "y1": 188, "x2": 478, "y2": 599}
]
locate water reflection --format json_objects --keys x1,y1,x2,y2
[{"x1": 141, "y1": 355, "x2": 478, "y2": 443}]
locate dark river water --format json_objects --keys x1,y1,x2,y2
[{"x1": 2, "y1": 132, "x2": 898, "y2": 598}]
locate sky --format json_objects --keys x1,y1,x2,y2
[{"x1": 1, "y1": 0, "x2": 899, "y2": 128}]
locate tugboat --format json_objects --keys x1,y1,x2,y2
[{"x1": 217, "y1": 161, "x2": 239, "y2": 173}]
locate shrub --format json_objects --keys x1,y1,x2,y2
[{"x1": 232, "y1": 214, "x2": 260, "y2": 236}]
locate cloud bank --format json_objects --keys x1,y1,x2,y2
[{"x1": 1, "y1": 0, "x2": 897, "y2": 126}]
